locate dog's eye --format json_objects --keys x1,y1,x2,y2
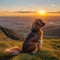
[{"x1": 36, "y1": 22, "x2": 40, "y2": 26}]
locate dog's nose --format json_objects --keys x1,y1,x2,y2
[{"x1": 43, "y1": 23, "x2": 45, "y2": 26}]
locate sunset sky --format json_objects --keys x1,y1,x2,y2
[{"x1": 0, "y1": 0, "x2": 60, "y2": 12}]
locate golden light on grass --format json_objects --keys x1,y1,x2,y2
[{"x1": 37, "y1": 10, "x2": 46, "y2": 16}]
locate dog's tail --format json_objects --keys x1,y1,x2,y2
[
  {"x1": 0, "y1": 26, "x2": 21, "y2": 40},
  {"x1": 4, "y1": 46, "x2": 22, "y2": 60}
]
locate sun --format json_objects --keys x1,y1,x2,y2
[{"x1": 37, "y1": 10, "x2": 46, "y2": 15}]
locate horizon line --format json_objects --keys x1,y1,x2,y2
[{"x1": 0, "y1": 10, "x2": 60, "y2": 13}]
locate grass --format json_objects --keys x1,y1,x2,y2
[
  {"x1": 0, "y1": 31, "x2": 60, "y2": 60},
  {"x1": 13, "y1": 39, "x2": 60, "y2": 60}
]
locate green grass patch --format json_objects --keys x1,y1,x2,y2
[{"x1": 0, "y1": 31, "x2": 60, "y2": 60}]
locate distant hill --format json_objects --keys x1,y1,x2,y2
[
  {"x1": 43, "y1": 26, "x2": 60, "y2": 38},
  {"x1": 0, "y1": 29, "x2": 24, "y2": 41}
]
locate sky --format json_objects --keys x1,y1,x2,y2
[{"x1": 0, "y1": 0, "x2": 60, "y2": 12}]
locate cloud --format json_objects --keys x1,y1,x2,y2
[{"x1": 51, "y1": 4, "x2": 56, "y2": 7}]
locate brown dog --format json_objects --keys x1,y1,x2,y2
[
  {"x1": 3, "y1": 19, "x2": 45, "y2": 56},
  {"x1": 22, "y1": 19, "x2": 45, "y2": 54}
]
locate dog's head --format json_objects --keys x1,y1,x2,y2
[{"x1": 31, "y1": 19, "x2": 45, "y2": 32}]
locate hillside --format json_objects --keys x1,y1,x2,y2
[{"x1": 0, "y1": 30, "x2": 60, "y2": 60}]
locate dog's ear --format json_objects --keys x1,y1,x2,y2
[
  {"x1": 31, "y1": 21, "x2": 37, "y2": 32},
  {"x1": 31, "y1": 19, "x2": 41, "y2": 32}
]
